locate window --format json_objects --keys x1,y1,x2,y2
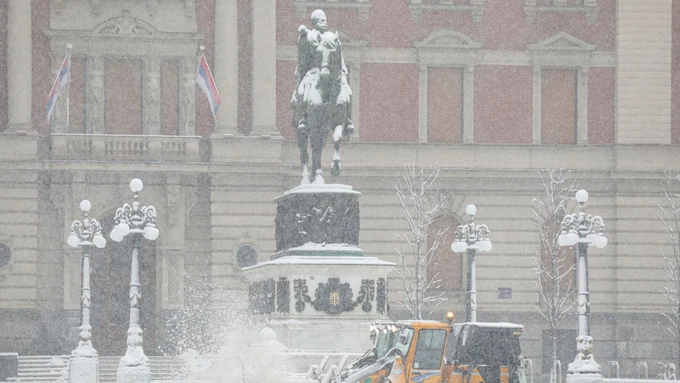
[
  {"x1": 236, "y1": 245, "x2": 258, "y2": 269},
  {"x1": 542, "y1": 69, "x2": 577, "y2": 144},
  {"x1": 105, "y1": 59, "x2": 143, "y2": 134},
  {"x1": 415, "y1": 29, "x2": 481, "y2": 143},
  {"x1": 528, "y1": 32, "x2": 596, "y2": 145},
  {"x1": 0, "y1": 243, "x2": 11, "y2": 269},
  {"x1": 428, "y1": 216, "x2": 463, "y2": 290},
  {"x1": 413, "y1": 329, "x2": 448, "y2": 370},
  {"x1": 428, "y1": 67, "x2": 464, "y2": 143}
]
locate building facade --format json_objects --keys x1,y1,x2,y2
[{"x1": 0, "y1": 0, "x2": 679, "y2": 376}]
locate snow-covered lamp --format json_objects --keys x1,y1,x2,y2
[
  {"x1": 556, "y1": 189, "x2": 606, "y2": 378},
  {"x1": 450, "y1": 203, "x2": 492, "y2": 322},
  {"x1": 111, "y1": 179, "x2": 159, "y2": 383},
  {"x1": 66, "y1": 199, "x2": 106, "y2": 372}
]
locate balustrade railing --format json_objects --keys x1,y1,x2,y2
[
  {"x1": 50, "y1": 134, "x2": 201, "y2": 163},
  {"x1": 408, "y1": 0, "x2": 486, "y2": 22},
  {"x1": 293, "y1": 0, "x2": 371, "y2": 22},
  {"x1": 523, "y1": 0, "x2": 598, "y2": 24}
]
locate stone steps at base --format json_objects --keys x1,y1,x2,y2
[{"x1": 9, "y1": 355, "x2": 190, "y2": 383}]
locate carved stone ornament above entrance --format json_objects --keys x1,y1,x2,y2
[
  {"x1": 94, "y1": 10, "x2": 157, "y2": 36},
  {"x1": 414, "y1": 29, "x2": 482, "y2": 67},
  {"x1": 408, "y1": 0, "x2": 487, "y2": 23},
  {"x1": 52, "y1": 0, "x2": 195, "y2": 17},
  {"x1": 527, "y1": 32, "x2": 596, "y2": 68},
  {"x1": 293, "y1": 0, "x2": 372, "y2": 22},
  {"x1": 414, "y1": 29, "x2": 483, "y2": 50}
]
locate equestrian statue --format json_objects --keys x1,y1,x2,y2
[{"x1": 291, "y1": 9, "x2": 354, "y2": 185}]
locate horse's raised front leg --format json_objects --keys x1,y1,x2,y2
[
  {"x1": 296, "y1": 128, "x2": 311, "y2": 185},
  {"x1": 331, "y1": 124, "x2": 343, "y2": 176},
  {"x1": 310, "y1": 121, "x2": 329, "y2": 185}
]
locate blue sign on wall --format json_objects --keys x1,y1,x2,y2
[{"x1": 498, "y1": 287, "x2": 512, "y2": 299}]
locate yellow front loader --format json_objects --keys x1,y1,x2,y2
[{"x1": 306, "y1": 320, "x2": 529, "y2": 383}]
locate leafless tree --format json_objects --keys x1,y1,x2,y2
[
  {"x1": 532, "y1": 169, "x2": 577, "y2": 382},
  {"x1": 394, "y1": 164, "x2": 449, "y2": 320},
  {"x1": 659, "y1": 171, "x2": 680, "y2": 369}
]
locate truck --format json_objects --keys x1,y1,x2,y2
[{"x1": 307, "y1": 319, "x2": 530, "y2": 383}]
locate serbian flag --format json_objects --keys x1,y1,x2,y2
[
  {"x1": 45, "y1": 52, "x2": 70, "y2": 122},
  {"x1": 195, "y1": 53, "x2": 220, "y2": 119}
]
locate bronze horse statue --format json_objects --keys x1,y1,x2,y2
[{"x1": 292, "y1": 31, "x2": 353, "y2": 185}]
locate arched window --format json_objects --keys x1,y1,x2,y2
[{"x1": 428, "y1": 216, "x2": 463, "y2": 291}]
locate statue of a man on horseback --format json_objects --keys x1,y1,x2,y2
[{"x1": 292, "y1": 9, "x2": 354, "y2": 185}]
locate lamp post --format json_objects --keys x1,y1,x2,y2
[
  {"x1": 557, "y1": 189, "x2": 607, "y2": 381},
  {"x1": 111, "y1": 178, "x2": 159, "y2": 383},
  {"x1": 67, "y1": 199, "x2": 106, "y2": 383},
  {"x1": 450, "y1": 204, "x2": 492, "y2": 322}
]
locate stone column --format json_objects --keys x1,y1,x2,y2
[
  {"x1": 87, "y1": 57, "x2": 105, "y2": 134},
  {"x1": 251, "y1": 0, "x2": 280, "y2": 137},
  {"x1": 577, "y1": 66, "x2": 589, "y2": 145},
  {"x1": 417, "y1": 65, "x2": 428, "y2": 143},
  {"x1": 462, "y1": 65, "x2": 475, "y2": 143},
  {"x1": 6, "y1": 0, "x2": 32, "y2": 132},
  {"x1": 532, "y1": 66, "x2": 542, "y2": 144},
  {"x1": 144, "y1": 58, "x2": 161, "y2": 135},
  {"x1": 213, "y1": 0, "x2": 239, "y2": 137},
  {"x1": 180, "y1": 57, "x2": 197, "y2": 136},
  {"x1": 616, "y1": 0, "x2": 672, "y2": 144}
]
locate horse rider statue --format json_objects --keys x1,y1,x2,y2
[{"x1": 291, "y1": 9, "x2": 354, "y2": 185}]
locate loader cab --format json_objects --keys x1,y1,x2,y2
[
  {"x1": 386, "y1": 320, "x2": 451, "y2": 383},
  {"x1": 444, "y1": 322, "x2": 525, "y2": 383}
]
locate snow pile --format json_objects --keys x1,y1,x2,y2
[
  {"x1": 49, "y1": 356, "x2": 69, "y2": 383},
  {"x1": 183, "y1": 326, "x2": 294, "y2": 383}
]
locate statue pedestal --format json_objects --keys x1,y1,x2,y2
[
  {"x1": 68, "y1": 355, "x2": 98, "y2": 383},
  {"x1": 241, "y1": 184, "x2": 394, "y2": 372},
  {"x1": 116, "y1": 364, "x2": 150, "y2": 383},
  {"x1": 566, "y1": 373, "x2": 603, "y2": 383}
]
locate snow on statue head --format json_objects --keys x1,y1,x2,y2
[{"x1": 311, "y1": 9, "x2": 327, "y2": 32}]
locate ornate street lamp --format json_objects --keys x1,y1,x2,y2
[
  {"x1": 67, "y1": 199, "x2": 106, "y2": 382},
  {"x1": 110, "y1": 178, "x2": 159, "y2": 383},
  {"x1": 557, "y1": 189, "x2": 607, "y2": 379},
  {"x1": 450, "y1": 204, "x2": 492, "y2": 322}
]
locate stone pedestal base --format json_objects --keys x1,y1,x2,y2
[
  {"x1": 566, "y1": 373, "x2": 603, "y2": 383},
  {"x1": 69, "y1": 356, "x2": 98, "y2": 383},
  {"x1": 116, "y1": 364, "x2": 150, "y2": 383}
]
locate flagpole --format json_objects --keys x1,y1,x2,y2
[
  {"x1": 65, "y1": 43, "x2": 72, "y2": 132},
  {"x1": 185, "y1": 45, "x2": 204, "y2": 134}
]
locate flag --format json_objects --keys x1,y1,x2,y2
[
  {"x1": 195, "y1": 53, "x2": 220, "y2": 119},
  {"x1": 45, "y1": 52, "x2": 70, "y2": 122}
]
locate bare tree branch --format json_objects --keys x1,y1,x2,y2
[
  {"x1": 395, "y1": 164, "x2": 450, "y2": 319},
  {"x1": 532, "y1": 169, "x2": 578, "y2": 376}
]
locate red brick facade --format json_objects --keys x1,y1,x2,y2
[{"x1": 0, "y1": 0, "x2": 636, "y2": 146}]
